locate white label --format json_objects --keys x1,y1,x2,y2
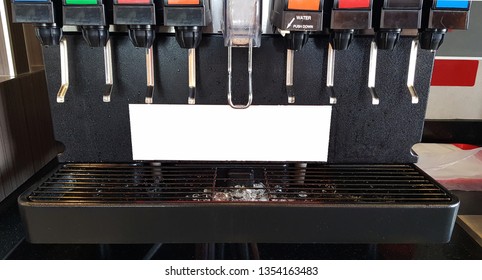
[
  {"x1": 296, "y1": 15, "x2": 312, "y2": 21},
  {"x1": 129, "y1": 105, "x2": 332, "y2": 162}
]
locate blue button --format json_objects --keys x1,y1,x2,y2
[{"x1": 436, "y1": 0, "x2": 470, "y2": 9}]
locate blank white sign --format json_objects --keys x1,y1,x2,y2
[{"x1": 129, "y1": 105, "x2": 332, "y2": 162}]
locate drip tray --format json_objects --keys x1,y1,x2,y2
[{"x1": 19, "y1": 163, "x2": 459, "y2": 243}]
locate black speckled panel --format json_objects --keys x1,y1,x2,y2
[
  {"x1": 328, "y1": 38, "x2": 433, "y2": 163},
  {"x1": 42, "y1": 34, "x2": 434, "y2": 163}
]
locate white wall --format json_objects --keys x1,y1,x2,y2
[{"x1": 426, "y1": 59, "x2": 482, "y2": 120}]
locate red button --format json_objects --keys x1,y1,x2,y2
[
  {"x1": 168, "y1": 0, "x2": 200, "y2": 4},
  {"x1": 117, "y1": 0, "x2": 151, "y2": 4},
  {"x1": 338, "y1": 0, "x2": 371, "y2": 9}
]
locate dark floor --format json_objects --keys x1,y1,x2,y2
[{"x1": 1, "y1": 163, "x2": 482, "y2": 260}]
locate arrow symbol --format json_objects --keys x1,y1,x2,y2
[{"x1": 287, "y1": 18, "x2": 295, "y2": 29}]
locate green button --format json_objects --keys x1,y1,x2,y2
[{"x1": 65, "y1": 0, "x2": 99, "y2": 4}]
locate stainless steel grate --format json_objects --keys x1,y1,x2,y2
[{"x1": 28, "y1": 163, "x2": 452, "y2": 204}]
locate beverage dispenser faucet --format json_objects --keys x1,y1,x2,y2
[
  {"x1": 420, "y1": 0, "x2": 471, "y2": 51},
  {"x1": 11, "y1": 0, "x2": 68, "y2": 101},
  {"x1": 163, "y1": 0, "x2": 212, "y2": 105},
  {"x1": 271, "y1": 0, "x2": 324, "y2": 104},
  {"x1": 223, "y1": 0, "x2": 261, "y2": 109},
  {"x1": 373, "y1": 0, "x2": 423, "y2": 50},
  {"x1": 373, "y1": 0, "x2": 423, "y2": 104},
  {"x1": 113, "y1": 0, "x2": 160, "y2": 103},
  {"x1": 327, "y1": 0, "x2": 373, "y2": 104},
  {"x1": 62, "y1": 0, "x2": 113, "y2": 102}
]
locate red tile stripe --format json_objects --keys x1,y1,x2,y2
[{"x1": 431, "y1": 59, "x2": 478, "y2": 87}]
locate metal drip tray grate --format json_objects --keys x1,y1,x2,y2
[
  {"x1": 19, "y1": 163, "x2": 459, "y2": 244},
  {"x1": 28, "y1": 163, "x2": 451, "y2": 204}
]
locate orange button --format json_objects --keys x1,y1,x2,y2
[
  {"x1": 288, "y1": 0, "x2": 321, "y2": 11},
  {"x1": 168, "y1": 0, "x2": 200, "y2": 4}
]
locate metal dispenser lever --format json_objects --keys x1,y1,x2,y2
[
  {"x1": 145, "y1": 47, "x2": 155, "y2": 104},
  {"x1": 326, "y1": 43, "x2": 337, "y2": 105},
  {"x1": 223, "y1": 0, "x2": 261, "y2": 109},
  {"x1": 367, "y1": 41, "x2": 380, "y2": 105},
  {"x1": 372, "y1": 42, "x2": 421, "y2": 105},
  {"x1": 56, "y1": 38, "x2": 70, "y2": 103},
  {"x1": 227, "y1": 41, "x2": 254, "y2": 109},
  {"x1": 188, "y1": 48, "x2": 196, "y2": 104},
  {"x1": 103, "y1": 39, "x2": 114, "y2": 102},
  {"x1": 407, "y1": 40, "x2": 419, "y2": 104},
  {"x1": 286, "y1": 49, "x2": 295, "y2": 104}
]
